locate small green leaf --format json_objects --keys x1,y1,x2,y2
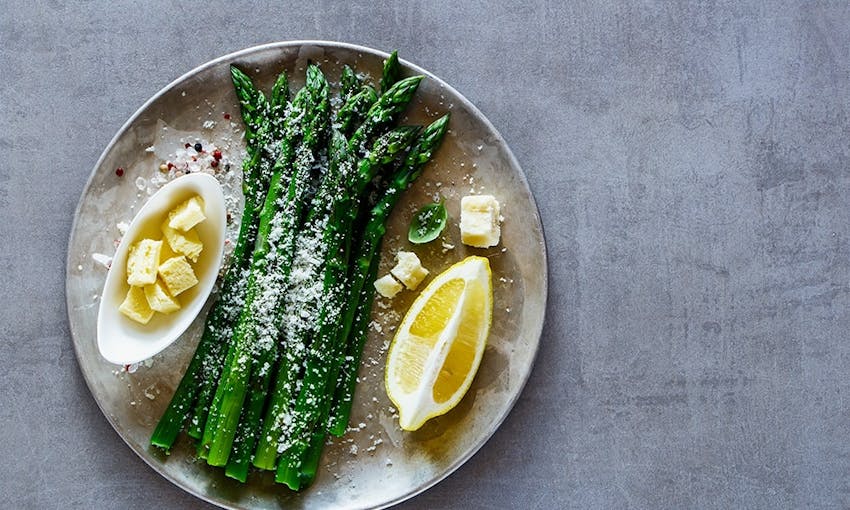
[{"x1": 408, "y1": 200, "x2": 447, "y2": 244}]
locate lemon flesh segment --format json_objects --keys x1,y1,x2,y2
[
  {"x1": 386, "y1": 256, "x2": 493, "y2": 431},
  {"x1": 433, "y1": 278, "x2": 486, "y2": 404}
]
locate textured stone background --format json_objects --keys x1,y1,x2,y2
[{"x1": 3, "y1": 1, "x2": 850, "y2": 508}]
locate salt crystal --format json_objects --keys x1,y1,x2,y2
[
  {"x1": 143, "y1": 384, "x2": 157, "y2": 400},
  {"x1": 91, "y1": 253, "x2": 112, "y2": 269}
]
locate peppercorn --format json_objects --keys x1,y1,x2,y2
[
  {"x1": 115, "y1": 167, "x2": 124, "y2": 177},
  {"x1": 211, "y1": 159, "x2": 219, "y2": 168},
  {"x1": 213, "y1": 149, "x2": 222, "y2": 160},
  {"x1": 194, "y1": 142, "x2": 203, "y2": 152}
]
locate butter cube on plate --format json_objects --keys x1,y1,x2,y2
[
  {"x1": 159, "y1": 255, "x2": 199, "y2": 296},
  {"x1": 460, "y1": 195, "x2": 501, "y2": 248},
  {"x1": 374, "y1": 274, "x2": 403, "y2": 298},
  {"x1": 168, "y1": 195, "x2": 206, "y2": 232},
  {"x1": 119, "y1": 286, "x2": 155, "y2": 324},
  {"x1": 144, "y1": 278, "x2": 181, "y2": 313},
  {"x1": 126, "y1": 238, "x2": 162, "y2": 286},
  {"x1": 391, "y1": 251, "x2": 429, "y2": 290},
  {"x1": 161, "y1": 220, "x2": 203, "y2": 262}
]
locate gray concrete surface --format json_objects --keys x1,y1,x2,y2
[{"x1": 2, "y1": 0, "x2": 850, "y2": 508}]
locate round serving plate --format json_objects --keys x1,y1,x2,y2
[{"x1": 66, "y1": 41, "x2": 547, "y2": 509}]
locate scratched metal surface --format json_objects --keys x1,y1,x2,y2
[{"x1": 3, "y1": 1, "x2": 850, "y2": 508}]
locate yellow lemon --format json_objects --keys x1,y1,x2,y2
[{"x1": 385, "y1": 256, "x2": 493, "y2": 431}]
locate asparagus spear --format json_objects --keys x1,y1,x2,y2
[
  {"x1": 229, "y1": 66, "x2": 269, "y2": 158},
  {"x1": 193, "y1": 76, "x2": 318, "y2": 450},
  {"x1": 228, "y1": 77, "x2": 382, "y2": 476},
  {"x1": 252, "y1": 127, "x2": 420, "y2": 473},
  {"x1": 327, "y1": 114, "x2": 450, "y2": 437},
  {"x1": 337, "y1": 49, "x2": 398, "y2": 137},
  {"x1": 339, "y1": 64, "x2": 361, "y2": 100},
  {"x1": 224, "y1": 132, "x2": 344, "y2": 480},
  {"x1": 200, "y1": 65, "x2": 330, "y2": 467},
  {"x1": 379, "y1": 50, "x2": 401, "y2": 94},
  {"x1": 276, "y1": 116, "x2": 448, "y2": 488},
  {"x1": 348, "y1": 75, "x2": 423, "y2": 157},
  {"x1": 150, "y1": 67, "x2": 287, "y2": 450},
  {"x1": 336, "y1": 85, "x2": 378, "y2": 137},
  {"x1": 183, "y1": 68, "x2": 292, "y2": 441},
  {"x1": 222, "y1": 152, "x2": 336, "y2": 483}
]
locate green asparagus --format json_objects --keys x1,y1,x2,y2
[
  {"x1": 150, "y1": 67, "x2": 286, "y2": 450},
  {"x1": 276, "y1": 116, "x2": 448, "y2": 488},
  {"x1": 339, "y1": 64, "x2": 361, "y2": 100},
  {"x1": 153, "y1": 53, "x2": 452, "y2": 490},
  {"x1": 327, "y1": 114, "x2": 450, "y2": 437},
  {"x1": 253, "y1": 127, "x2": 420, "y2": 475},
  {"x1": 379, "y1": 50, "x2": 400, "y2": 94},
  {"x1": 200, "y1": 65, "x2": 330, "y2": 467}
]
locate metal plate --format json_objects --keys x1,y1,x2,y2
[{"x1": 66, "y1": 41, "x2": 547, "y2": 509}]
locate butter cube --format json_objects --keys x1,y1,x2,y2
[
  {"x1": 390, "y1": 251, "x2": 429, "y2": 290},
  {"x1": 168, "y1": 195, "x2": 206, "y2": 231},
  {"x1": 374, "y1": 274, "x2": 403, "y2": 298},
  {"x1": 460, "y1": 195, "x2": 501, "y2": 248},
  {"x1": 158, "y1": 256, "x2": 199, "y2": 296},
  {"x1": 119, "y1": 286, "x2": 155, "y2": 324},
  {"x1": 126, "y1": 239, "x2": 162, "y2": 286},
  {"x1": 161, "y1": 220, "x2": 203, "y2": 262},
  {"x1": 144, "y1": 278, "x2": 181, "y2": 313}
]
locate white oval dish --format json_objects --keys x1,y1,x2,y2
[{"x1": 96, "y1": 172, "x2": 226, "y2": 365}]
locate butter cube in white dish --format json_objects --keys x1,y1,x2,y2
[
  {"x1": 391, "y1": 251, "x2": 429, "y2": 290},
  {"x1": 144, "y1": 278, "x2": 181, "y2": 313},
  {"x1": 126, "y1": 239, "x2": 162, "y2": 286},
  {"x1": 119, "y1": 286, "x2": 155, "y2": 324},
  {"x1": 158, "y1": 255, "x2": 199, "y2": 296},
  {"x1": 374, "y1": 274, "x2": 404, "y2": 298},
  {"x1": 168, "y1": 195, "x2": 206, "y2": 232},
  {"x1": 161, "y1": 220, "x2": 203, "y2": 262},
  {"x1": 460, "y1": 195, "x2": 501, "y2": 248}
]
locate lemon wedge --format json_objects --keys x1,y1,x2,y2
[{"x1": 385, "y1": 255, "x2": 493, "y2": 431}]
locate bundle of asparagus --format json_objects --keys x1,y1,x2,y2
[{"x1": 150, "y1": 51, "x2": 449, "y2": 490}]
